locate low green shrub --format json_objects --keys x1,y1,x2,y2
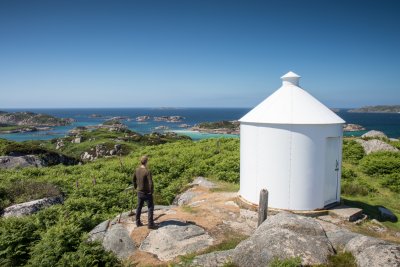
[
  {"x1": 323, "y1": 251, "x2": 357, "y2": 267},
  {"x1": 359, "y1": 151, "x2": 400, "y2": 176},
  {"x1": 268, "y1": 257, "x2": 302, "y2": 267},
  {"x1": 57, "y1": 241, "x2": 121, "y2": 267},
  {"x1": 341, "y1": 180, "x2": 377, "y2": 196},
  {"x1": 341, "y1": 166, "x2": 357, "y2": 180},
  {"x1": 1, "y1": 180, "x2": 61, "y2": 209},
  {"x1": 28, "y1": 223, "x2": 83, "y2": 267},
  {"x1": 0, "y1": 216, "x2": 40, "y2": 267},
  {"x1": 380, "y1": 173, "x2": 400, "y2": 193},
  {"x1": 342, "y1": 140, "x2": 365, "y2": 164}
]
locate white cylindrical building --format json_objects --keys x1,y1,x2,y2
[{"x1": 239, "y1": 71, "x2": 345, "y2": 210}]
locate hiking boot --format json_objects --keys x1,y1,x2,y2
[{"x1": 136, "y1": 221, "x2": 144, "y2": 227}]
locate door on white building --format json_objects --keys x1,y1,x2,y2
[{"x1": 324, "y1": 137, "x2": 340, "y2": 206}]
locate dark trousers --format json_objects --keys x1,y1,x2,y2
[{"x1": 136, "y1": 192, "x2": 154, "y2": 225}]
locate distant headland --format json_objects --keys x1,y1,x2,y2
[
  {"x1": 0, "y1": 111, "x2": 74, "y2": 134},
  {"x1": 348, "y1": 105, "x2": 400, "y2": 113}
]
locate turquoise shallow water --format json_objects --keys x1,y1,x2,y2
[{"x1": 1, "y1": 108, "x2": 399, "y2": 141}]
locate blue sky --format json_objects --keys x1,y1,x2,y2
[{"x1": 0, "y1": 0, "x2": 399, "y2": 108}]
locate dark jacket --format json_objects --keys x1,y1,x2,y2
[{"x1": 133, "y1": 167, "x2": 153, "y2": 194}]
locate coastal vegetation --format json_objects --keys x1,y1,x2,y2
[
  {"x1": 0, "y1": 133, "x2": 399, "y2": 265},
  {"x1": 348, "y1": 105, "x2": 400, "y2": 113}
]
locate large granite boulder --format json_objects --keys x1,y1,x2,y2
[
  {"x1": 102, "y1": 224, "x2": 136, "y2": 260},
  {"x1": 355, "y1": 139, "x2": 398, "y2": 154},
  {"x1": 1, "y1": 196, "x2": 63, "y2": 217},
  {"x1": 362, "y1": 130, "x2": 388, "y2": 139},
  {"x1": 345, "y1": 235, "x2": 400, "y2": 267},
  {"x1": 231, "y1": 212, "x2": 334, "y2": 266},
  {"x1": 0, "y1": 155, "x2": 44, "y2": 169},
  {"x1": 140, "y1": 220, "x2": 213, "y2": 261}
]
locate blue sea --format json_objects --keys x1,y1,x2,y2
[{"x1": 0, "y1": 108, "x2": 399, "y2": 141}]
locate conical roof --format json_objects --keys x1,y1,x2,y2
[{"x1": 239, "y1": 71, "x2": 345, "y2": 124}]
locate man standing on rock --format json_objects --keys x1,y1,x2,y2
[{"x1": 133, "y1": 155, "x2": 156, "y2": 229}]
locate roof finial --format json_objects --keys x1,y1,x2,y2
[{"x1": 281, "y1": 71, "x2": 301, "y2": 86}]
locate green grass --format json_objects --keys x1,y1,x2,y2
[
  {"x1": 316, "y1": 252, "x2": 357, "y2": 267},
  {"x1": 268, "y1": 257, "x2": 302, "y2": 267}
]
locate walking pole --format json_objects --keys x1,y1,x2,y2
[{"x1": 125, "y1": 185, "x2": 136, "y2": 216}]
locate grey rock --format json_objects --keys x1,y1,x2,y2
[
  {"x1": 326, "y1": 230, "x2": 360, "y2": 251},
  {"x1": 362, "y1": 130, "x2": 388, "y2": 139},
  {"x1": 114, "y1": 144, "x2": 122, "y2": 151},
  {"x1": 345, "y1": 235, "x2": 388, "y2": 255},
  {"x1": 232, "y1": 212, "x2": 334, "y2": 266},
  {"x1": 345, "y1": 236, "x2": 400, "y2": 267},
  {"x1": 173, "y1": 190, "x2": 199, "y2": 206},
  {"x1": 81, "y1": 151, "x2": 94, "y2": 161},
  {"x1": 378, "y1": 206, "x2": 398, "y2": 222},
  {"x1": 0, "y1": 155, "x2": 44, "y2": 169},
  {"x1": 95, "y1": 144, "x2": 108, "y2": 157},
  {"x1": 2, "y1": 196, "x2": 63, "y2": 217},
  {"x1": 190, "y1": 177, "x2": 216, "y2": 189},
  {"x1": 355, "y1": 139, "x2": 398, "y2": 154},
  {"x1": 102, "y1": 224, "x2": 136, "y2": 260},
  {"x1": 357, "y1": 244, "x2": 400, "y2": 267},
  {"x1": 71, "y1": 137, "x2": 82, "y2": 144},
  {"x1": 88, "y1": 220, "x2": 110, "y2": 242},
  {"x1": 56, "y1": 139, "x2": 64, "y2": 150},
  {"x1": 191, "y1": 249, "x2": 234, "y2": 267},
  {"x1": 140, "y1": 220, "x2": 213, "y2": 261}
]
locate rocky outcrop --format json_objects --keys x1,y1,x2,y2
[
  {"x1": 343, "y1": 123, "x2": 366, "y2": 132},
  {"x1": 140, "y1": 220, "x2": 213, "y2": 261},
  {"x1": 81, "y1": 144, "x2": 123, "y2": 161},
  {"x1": 355, "y1": 139, "x2": 398, "y2": 154},
  {"x1": 173, "y1": 190, "x2": 202, "y2": 206},
  {"x1": 345, "y1": 235, "x2": 400, "y2": 267},
  {"x1": 362, "y1": 130, "x2": 388, "y2": 139},
  {"x1": 190, "y1": 177, "x2": 217, "y2": 189},
  {"x1": 0, "y1": 155, "x2": 44, "y2": 169},
  {"x1": 1, "y1": 196, "x2": 63, "y2": 217},
  {"x1": 103, "y1": 224, "x2": 136, "y2": 260},
  {"x1": 231, "y1": 212, "x2": 334, "y2": 266},
  {"x1": 56, "y1": 139, "x2": 65, "y2": 150}
]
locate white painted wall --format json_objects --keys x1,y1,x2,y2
[{"x1": 240, "y1": 123, "x2": 343, "y2": 210}]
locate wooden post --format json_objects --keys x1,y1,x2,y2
[{"x1": 258, "y1": 189, "x2": 269, "y2": 227}]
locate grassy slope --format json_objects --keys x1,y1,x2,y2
[{"x1": 341, "y1": 138, "x2": 400, "y2": 230}]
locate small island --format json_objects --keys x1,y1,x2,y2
[
  {"x1": 154, "y1": 116, "x2": 184, "y2": 122},
  {"x1": 136, "y1": 115, "x2": 150, "y2": 122},
  {"x1": 0, "y1": 111, "x2": 74, "y2": 134},
  {"x1": 348, "y1": 105, "x2": 400, "y2": 113},
  {"x1": 343, "y1": 123, "x2": 366, "y2": 132},
  {"x1": 191, "y1": 120, "x2": 240, "y2": 134}
]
